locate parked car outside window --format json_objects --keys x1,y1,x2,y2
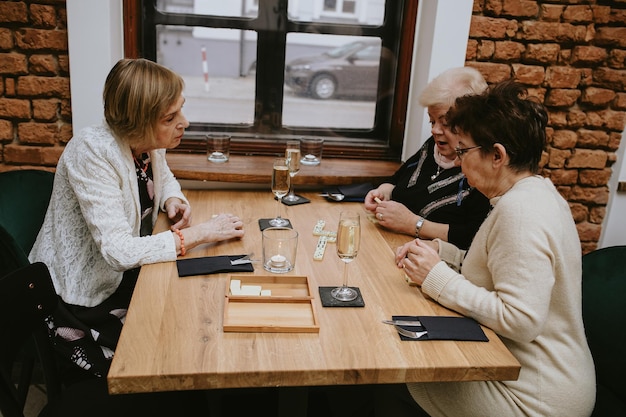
[{"x1": 285, "y1": 40, "x2": 381, "y2": 100}]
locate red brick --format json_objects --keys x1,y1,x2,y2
[
  {"x1": 14, "y1": 28, "x2": 68, "y2": 51},
  {"x1": 0, "y1": 53, "x2": 28, "y2": 75},
  {"x1": 524, "y1": 43, "x2": 560, "y2": 64},
  {"x1": 540, "y1": 4, "x2": 564, "y2": 22},
  {"x1": 585, "y1": 109, "x2": 626, "y2": 131},
  {"x1": 549, "y1": 168, "x2": 579, "y2": 185},
  {"x1": 0, "y1": 28, "x2": 14, "y2": 50},
  {"x1": 466, "y1": 62, "x2": 512, "y2": 83},
  {"x1": 608, "y1": 132, "x2": 622, "y2": 152},
  {"x1": 4, "y1": 78, "x2": 15, "y2": 96},
  {"x1": 566, "y1": 148, "x2": 608, "y2": 169},
  {"x1": 608, "y1": 49, "x2": 626, "y2": 69},
  {"x1": 545, "y1": 66, "x2": 582, "y2": 88},
  {"x1": 0, "y1": 2, "x2": 28, "y2": 24},
  {"x1": 526, "y1": 87, "x2": 546, "y2": 102},
  {"x1": 608, "y1": 8, "x2": 626, "y2": 25},
  {"x1": 569, "y1": 202, "x2": 588, "y2": 222},
  {"x1": 477, "y1": 40, "x2": 495, "y2": 60},
  {"x1": 579, "y1": 168, "x2": 612, "y2": 187},
  {"x1": 589, "y1": 206, "x2": 606, "y2": 225},
  {"x1": 29, "y1": 54, "x2": 58, "y2": 75},
  {"x1": 16, "y1": 76, "x2": 70, "y2": 98},
  {"x1": 591, "y1": 6, "x2": 611, "y2": 24},
  {"x1": 0, "y1": 119, "x2": 13, "y2": 141},
  {"x1": 29, "y1": 4, "x2": 57, "y2": 29},
  {"x1": 32, "y1": 99, "x2": 59, "y2": 121},
  {"x1": 512, "y1": 64, "x2": 544, "y2": 85},
  {"x1": 595, "y1": 27, "x2": 626, "y2": 49},
  {"x1": 0, "y1": 98, "x2": 30, "y2": 119},
  {"x1": 17, "y1": 122, "x2": 57, "y2": 145},
  {"x1": 545, "y1": 89, "x2": 581, "y2": 107},
  {"x1": 592, "y1": 67, "x2": 626, "y2": 90},
  {"x1": 521, "y1": 22, "x2": 587, "y2": 43},
  {"x1": 552, "y1": 129, "x2": 578, "y2": 149},
  {"x1": 580, "y1": 87, "x2": 615, "y2": 107},
  {"x1": 494, "y1": 41, "x2": 525, "y2": 61},
  {"x1": 469, "y1": 16, "x2": 516, "y2": 39},
  {"x1": 547, "y1": 147, "x2": 571, "y2": 168},
  {"x1": 570, "y1": 46, "x2": 607, "y2": 66},
  {"x1": 570, "y1": 186, "x2": 610, "y2": 206},
  {"x1": 562, "y1": 5, "x2": 594, "y2": 23},
  {"x1": 577, "y1": 129, "x2": 610, "y2": 148},
  {"x1": 576, "y1": 221, "x2": 603, "y2": 241},
  {"x1": 501, "y1": 0, "x2": 539, "y2": 18},
  {"x1": 58, "y1": 55, "x2": 69, "y2": 74}
]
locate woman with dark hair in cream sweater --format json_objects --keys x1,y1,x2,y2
[{"x1": 396, "y1": 80, "x2": 595, "y2": 417}]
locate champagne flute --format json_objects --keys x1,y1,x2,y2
[
  {"x1": 283, "y1": 139, "x2": 301, "y2": 202},
  {"x1": 269, "y1": 158, "x2": 290, "y2": 227},
  {"x1": 332, "y1": 211, "x2": 361, "y2": 301}
]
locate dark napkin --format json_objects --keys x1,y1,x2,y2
[
  {"x1": 258, "y1": 218, "x2": 293, "y2": 231},
  {"x1": 323, "y1": 183, "x2": 374, "y2": 202},
  {"x1": 177, "y1": 255, "x2": 254, "y2": 277},
  {"x1": 319, "y1": 286, "x2": 365, "y2": 307},
  {"x1": 392, "y1": 315, "x2": 488, "y2": 342}
]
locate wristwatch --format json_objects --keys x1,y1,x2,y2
[{"x1": 415, "y1": 216, "x2": 425, "y2": 238}]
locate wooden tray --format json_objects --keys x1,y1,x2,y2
[{"x1": 223, "y1": 275, "x2": 319, "y2": 333}]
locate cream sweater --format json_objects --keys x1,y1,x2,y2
[
  {"x1": 407, "y1": 176, "x2": 596, "y2": 417},
  {"x1": 29, "y1": 125, "x2": 188, "y2": 307}
]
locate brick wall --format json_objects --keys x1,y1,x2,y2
[
  {"x1": 1, "y1": 0, "x2": 624, "y2": 253},
  {"x1": 466, "y1": 0, "x2": 625, "y2": 253}
]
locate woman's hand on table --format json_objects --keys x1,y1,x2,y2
[
  {"x1": 395, "y1": 239, "x2": 440, "y2": 286},
  {"x1": 196, "y1": 213, "x2": 245, "y2": 242}
]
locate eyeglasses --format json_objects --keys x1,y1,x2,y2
[{"x1": 455, "y1": 145, "x2": 481, "y2": 160}]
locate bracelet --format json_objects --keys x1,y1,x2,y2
[
  {"x1": 415, "y1": 216, "x2": 425, "y2": 238},
  {"x1": 173, "y1": 228, "x2": 186, "y2": 256}
]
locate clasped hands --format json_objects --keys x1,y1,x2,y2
[{"x1": 395, "y1": 238, "x2": 440, "y2": 286}]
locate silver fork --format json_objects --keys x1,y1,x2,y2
[{"x1": 395, "y1": 325, "x2": 427, "y2": 339}]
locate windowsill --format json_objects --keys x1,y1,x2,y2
[{"x1": 166, "y1": 153, "x2": 400, "y2": 186}]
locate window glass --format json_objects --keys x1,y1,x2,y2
[
  {"x1": 157, "y1": 0, "x2": 259, "y2": 18},
  {"x1": 140, "y1": 0, "x2": 410, "y2": 159},
  {"x1": 156, "y1": 26, "x2": 257, "y2": 125},
  {"x1": 283, "y1": 34, "x2": 380, "y2": 129}
]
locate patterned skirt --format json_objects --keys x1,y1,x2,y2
[{"x1": 46, "y1": 268, "x2": 139, "y2": 382}]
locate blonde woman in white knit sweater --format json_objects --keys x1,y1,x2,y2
[{"x1": 395, "y1": 81, "x2": 596, "y2": 417}]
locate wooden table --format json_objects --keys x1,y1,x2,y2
[{"x1": 108, "y1": 190, "x2": 520, "y2": 398}]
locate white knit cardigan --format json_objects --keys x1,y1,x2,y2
[{"x1": 29, "y1": 125, "x2": 188, "y2": 307}]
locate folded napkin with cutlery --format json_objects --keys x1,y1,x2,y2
[
  {"x1": 177, "y1": 255, "x2": 254, "y2": 277},
  {"x1": 391, "y1": 315, "x2": 489, "y2": 342},
  {"x1": 322, "y1": 182, "x2": 374, "y2": 202}
]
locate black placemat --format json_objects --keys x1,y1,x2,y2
[
  {"x1": 319, "y1": 286, "x2": 365, "y2": 307},
  {"x1": 392, "y1": 315, "x2": 488, "y2": 342},
  {"x1": 177, "y1": 255, "x2": 254, "y2": 277},
  {"x1": 258, "y1": 218, "x2": 293, "y2": 231}
]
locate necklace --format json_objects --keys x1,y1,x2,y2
[
  {"x1": 431, "y1": 148, "x2": 456, "y2": 180},
  {"x1": 431, "y1": 165, "x2": 442, "y2": 180}
]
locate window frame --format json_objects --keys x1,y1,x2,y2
[{"x1": 123, "y1": 0, "x2": 417, "y2": 160}]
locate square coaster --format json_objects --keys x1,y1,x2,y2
[
  {"x1": 318, "y1": 286, "x2": 365, "y2": 307},
  {"x1": 281, "y1": 195, "x2": 310, "y2": 206},
  {"x1": 258, "y1": 218, "x2": 293, "y2": 231}
]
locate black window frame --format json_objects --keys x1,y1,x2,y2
[{"x1": 125, "y1": 0, "x2": 417, "y2": 160}]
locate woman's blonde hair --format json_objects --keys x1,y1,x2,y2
[
  {"x1": 103, "y1": 58, "x2": 184, "y2": 147},
  {"x1": 418, "y1": 66, "x2": 487, "y2": 109}
]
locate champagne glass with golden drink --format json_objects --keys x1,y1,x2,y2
[
  {"x1": 269, "y1": 158, "x2": 290, "y2": 227},
  {"x1": 332, "y1": 211, "x2": 361, "y2": 301}
]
